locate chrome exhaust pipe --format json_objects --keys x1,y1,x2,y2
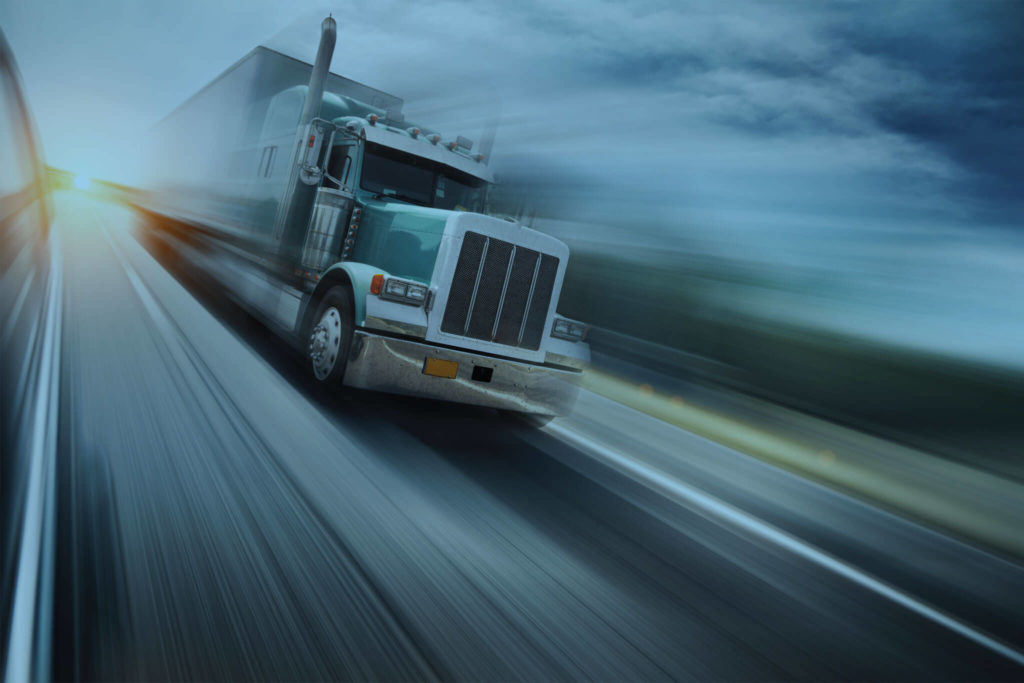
[
  {"x1": 274, "y1": 16, "x2": 337, "y2": 258},
  {"x1": 299, "y1": 15, "x2": 336, "y2": 128}
]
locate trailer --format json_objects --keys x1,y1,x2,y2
[{"x1": 141, "y1": 17, "x2": 588, "y2": 420}]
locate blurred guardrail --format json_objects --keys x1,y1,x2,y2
[
  {"x1": 586, "y1": 325, "x2": 743, "y2": 388},
  {"x1": 560, "y1": 248, "x2": 1024, "y2": 481},
  {"x1": 1, "y1": 27, "x2": 59, "y2": 683}
]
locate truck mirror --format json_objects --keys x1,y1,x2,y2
[{"x1": 299, "y1": 121, "x2": 333, "y2": 185}]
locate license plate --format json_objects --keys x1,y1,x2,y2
[{"x1": 423, "y1": 357, "x2": 458, "y2": 379}]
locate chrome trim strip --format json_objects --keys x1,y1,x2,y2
[
  {"x1": 544, "y1": 350, "x2": 587, "y2": 370},
  {"x1": 363, "y1": 315, "x2": 427, "y2": 338},
  {"x1": 463, "y1": 237, "x2": 489, "y2": 335},
  {"x1": 490, "y1": 245, "x2": 516, "y2": 341},
  {"x1": 517, "y1": 254, "x2": 542, "y2": 346}
]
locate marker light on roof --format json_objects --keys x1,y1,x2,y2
[
  {"x1": 409, "y1": 127, "x2": 420, "y2": 138},
  {"x1": 367, "y1": 113, "x2": 378, "y2": 125},
  {"x1": 447, "y1": 141, "x2": 458, "y2": 151},
  {"x1": 429, "y1": 134, "x2": 441, "y2": 145},
  {"x1": 474, "y1": 153, "x2": 485, "y2": 162}
]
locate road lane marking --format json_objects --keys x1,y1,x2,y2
[
  {"x1": 1, "y1": 266, "x2": 34, "y2": 348},
  {"x1": 547, "y1": 421, "x2": 1024, "y2": 667},
  {"x1": 96, "y1": 217, "x2": 178, "y2": 342},
  {"x1": 5, "y1": 232, "x2": 62, "y2": 683}
]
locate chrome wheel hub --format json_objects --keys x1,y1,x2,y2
[{"x1": 309, "y1": 306, "x2": 343, "y2": 380}]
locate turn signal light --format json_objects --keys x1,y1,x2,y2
[
  {"x1": 423, "y1": 357, "x2": 458, "y2": 379},
  {"x1": 370, "y1": 273, "x2": 384, "y2": 294}
]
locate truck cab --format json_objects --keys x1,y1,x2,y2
[{"x1": 292, "y1": 112, "x2": 588, "y2": 418}]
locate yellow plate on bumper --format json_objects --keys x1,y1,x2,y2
[{"x1": 423, "y1": 357, "x2": 458, "y2": 379}]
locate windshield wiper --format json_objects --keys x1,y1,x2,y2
[{"x1": 372, "y1": 191, "x2": 428, "y2": 206}]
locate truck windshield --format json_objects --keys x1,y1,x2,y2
[{"x1": 360, "y1": 141, "x2": 487, "y2": 211}]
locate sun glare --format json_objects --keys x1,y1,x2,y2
[{"x1": 73, "y1": 174, "x2": 91, "y2": 191}]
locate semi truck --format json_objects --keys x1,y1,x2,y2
[{"x1": 140, "y1": 17, "x2": 588, "y2": 421}]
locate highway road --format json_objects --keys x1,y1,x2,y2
[{"x1": 16, "y1": 192, "x2": 1024, "y2": 679}]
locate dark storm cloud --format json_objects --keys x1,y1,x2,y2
[
  {"x1": 499, "y1": 0, "x2": 1021, "y2": 222},
  {"x1": 822, "y1": 1, "x2": 1024, "y2": 217}
]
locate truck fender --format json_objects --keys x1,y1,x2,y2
[{"x1": 303, "y1": 261, "x2": 390, "y2": 334}]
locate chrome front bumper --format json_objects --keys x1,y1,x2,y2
[{"x1": 342, "y1": 330, "x2": 583, "y2": 416}]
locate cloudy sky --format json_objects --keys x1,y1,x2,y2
[{"x1": 2, "y1": 0, "x2": 1022, "y2": 362}]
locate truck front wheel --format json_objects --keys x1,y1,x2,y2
[{"x1": 308, "y1": 286, "x2": 354, "y2": 385}]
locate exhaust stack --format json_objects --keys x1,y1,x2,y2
[
  {"x1": 274, "y1": 16, "x2": 337, "y2": 260},
  {"x1": 299, "y1": 16, "x2": 336, "y2": 129}
]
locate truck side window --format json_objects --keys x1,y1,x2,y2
[
  {"x1": 323, "y1": 145, "x2": 352, "y2": 190},
  {"x1": 258, "y1": 145, "x2": 277, "y2": 178},
  {"x1": 260, "y1": 87, "x2": 304, "y2": 140}
]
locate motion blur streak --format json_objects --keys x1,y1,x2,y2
[
  {"x1": 1, "y1": 24, "x2": 58, "y2": 681},
  {"x1": 12, "y1": 190, "x2": 1017, "y2": 680},
  {"x1": 547, "y1": 422, "x2": 1024, "y2": 667},
  {"x1": 3, "y1": 232, "x2": 61, "y2": 683}
]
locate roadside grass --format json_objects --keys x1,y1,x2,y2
[{"x1": 583, "y1": 368, "x2": 1024, "y2": 560}]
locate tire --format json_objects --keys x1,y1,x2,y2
[{"x1": 307, "y1": 286, "x2": 354, "y2": 386}]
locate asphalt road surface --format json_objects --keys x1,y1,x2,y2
[{"x1": 33, "y1": 192, "x2": 1024, "y2": 680}]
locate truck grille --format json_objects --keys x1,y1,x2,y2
[{"x1": 441, "y1": 231, "x2": 559, "y2": 351}]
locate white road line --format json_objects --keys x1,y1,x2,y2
[
  {"x1": 94, "y1": 213, "x2": 176, "y2": 342},
  {"x1": 4, "y1": 232, "x2": 62, "y2": 683},
  {"x1": 1, "y1": 266, "x2": 34, "y2": 348},
  {"x1": 547, "y1": 421, "x2": 1024, "y2": 668}
]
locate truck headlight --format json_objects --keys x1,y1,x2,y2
[
  {"x1": 551, "y1": 317, "x2": 588, "y2": 342},
  {"x1": 381, "y1": 278, "x2": 428, "y2": 306}
]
